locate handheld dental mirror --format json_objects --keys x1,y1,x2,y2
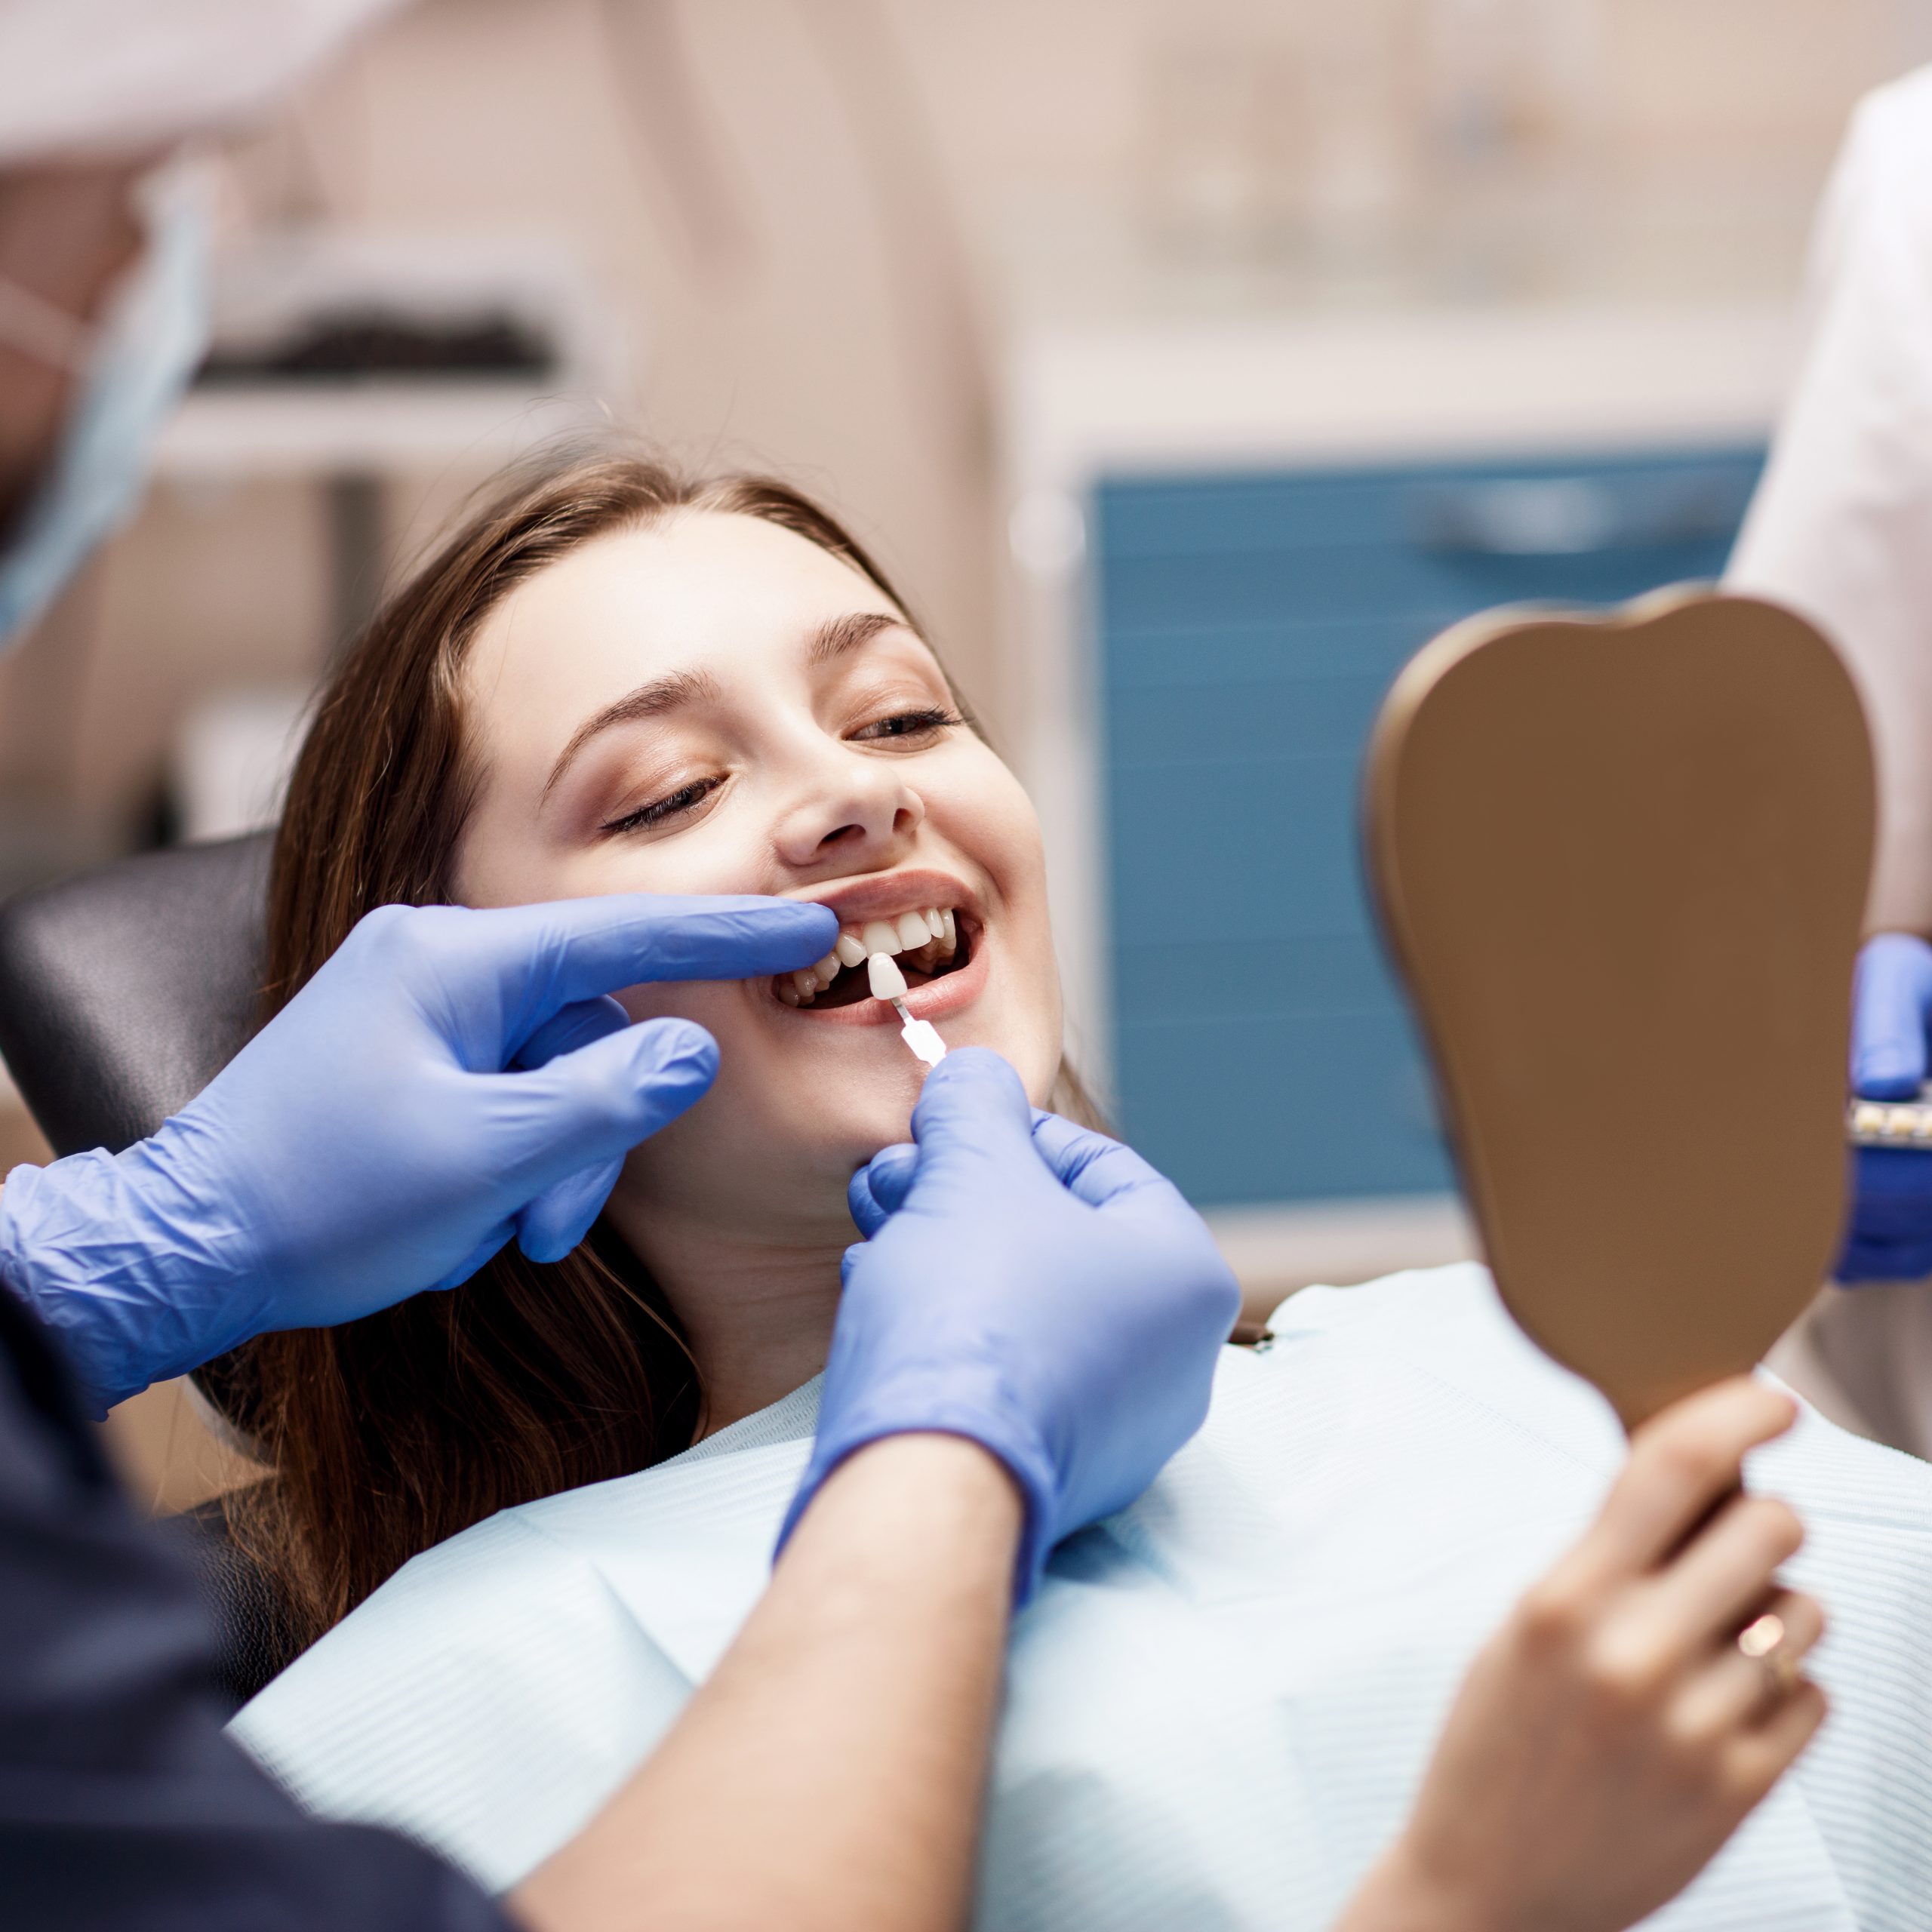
[{"x1": 1364, "y1": 589, "x2": 1873, "y2": 1430}]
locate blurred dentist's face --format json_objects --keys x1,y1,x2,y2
[{"x1": 451, "y1": 510, "x2": 1062, "y2": 1241}]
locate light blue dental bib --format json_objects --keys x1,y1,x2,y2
[{"x1": 230, "y1": 1266, "x2": 1932, "y2": 1929}]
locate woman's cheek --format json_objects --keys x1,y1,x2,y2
[
  {"x1": 613, "y1": 971, "x2": 749, "y2": 1033},
  {"x1": 615, "y1": 981, "x2": 695, "y2": 1026}
]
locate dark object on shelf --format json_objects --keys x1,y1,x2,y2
[{"x1": 197, "y1": 309, "x2": 558, "y2": 386}]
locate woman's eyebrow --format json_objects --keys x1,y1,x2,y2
[
  {"x1": 541, "y1": 667, "x2": 723, "y2": 801},
  {"x1": 809, "y1": 610, "x2": 909, "y2": 663}
]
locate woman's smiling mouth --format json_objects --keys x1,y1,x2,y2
[
  {"x1": 769, "y1": 872, "x2": 986, "y2": 1026},
  {"x1": 777, "y1": 902, "x2": 959, "y2": 1009}
]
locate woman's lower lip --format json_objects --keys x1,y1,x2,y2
[{"x1": 779, "y1": 931, "x2": 989, "y2": 1026}]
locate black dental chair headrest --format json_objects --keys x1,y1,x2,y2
[
  {"x1": 0, "y1": 832, "x2": 271, "y2": 1160},
  {"x1": 0, "y1": 832, "x2": 294, "y2": 1705}
]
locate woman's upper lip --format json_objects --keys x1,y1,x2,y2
[{"x1": 798, "y1": 868, "x2": 980, "y2": 930}]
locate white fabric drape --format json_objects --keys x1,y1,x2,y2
[{"x1": 232, "y1": 1266, "x2": 1932, "y2": 1930}]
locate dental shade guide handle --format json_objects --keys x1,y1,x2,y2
[
  {"x1": 868, "y1": 951, "x2": 947, "y2": 1069},
  {"x1": 895, "y1": 1004, "x2": 948, "y2": 1068}
]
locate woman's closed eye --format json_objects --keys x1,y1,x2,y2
[{"x1": 601, "y1": 772, "x2": 728, "y2": 838}]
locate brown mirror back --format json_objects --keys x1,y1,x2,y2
[{"x1": 1365, "y1": 591, "x2": 1873, "y2": 1429}]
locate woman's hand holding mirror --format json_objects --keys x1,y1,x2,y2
[{"x1": 1342, "y1": 1379, "x2": 1825, "y2": 1932}]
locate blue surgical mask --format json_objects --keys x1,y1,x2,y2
[{"x1": 0, "y1": 155, "x2": 211, "y2": 647}]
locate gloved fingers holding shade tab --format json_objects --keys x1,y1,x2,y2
[{"x1": 806, "y1": 1048, "x2": 1241, "y2": 1603}]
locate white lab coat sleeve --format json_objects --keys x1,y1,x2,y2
[{"x1": 1727, "y1": 66, "x2": 1932, "y2": 936}]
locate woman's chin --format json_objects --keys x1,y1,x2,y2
[
  {"x1": 813, "y1": 1088, "x2": 926, "y2": 1179},
  {"x1": 714, "y1": 1075, "x2": 930, "y2": 1207}
]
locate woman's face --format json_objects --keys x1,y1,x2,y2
[{"x1": 451, "y1": 510, "x2": 1061, "y2": 1241}]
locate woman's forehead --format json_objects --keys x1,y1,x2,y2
[{"x1": 467, "y1": 510, "x2": 900, "y2": 707}]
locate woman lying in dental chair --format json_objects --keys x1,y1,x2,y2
[{"x1": 218, "y1": 452, "x2": 1932, "y2": 1932}]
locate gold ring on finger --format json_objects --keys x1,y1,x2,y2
[{"x1": 1738, "y1": 1611, "x2": 1803, "y2": 1697}]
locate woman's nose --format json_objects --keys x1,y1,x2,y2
[{"x1": 773, "y1": 755, "x2": 925, "y2": 871}]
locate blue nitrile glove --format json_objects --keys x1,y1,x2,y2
[
  {"x1": 781, "y1": 1048, "x2": 1241, "y2": 1603},
  {"x1": 0, "y1": 893, "x2": 835, "y2": 1414},
  {"x1": 1841, "y1": 931, "x2": 1932, "y2": 1282}
]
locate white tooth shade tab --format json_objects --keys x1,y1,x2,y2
[
  {"x1": 900, "y1": 1016, "x2": 947, "y2": 1067},
  {"x1": 868, "y1": 952, "x2": 909, "y2": 1000},
  {"x1": 895, "y1": 910, "x2": 931, "y2": 950},
  {"x1": 834, "y1": 931, "x2": 869, "y2": 968},
  {"x1": 924, "y1": 908, "x2": 946, "y2": 939},
  {"x1": 860, "y1": 918, "x2": 900, "y2": 956}
]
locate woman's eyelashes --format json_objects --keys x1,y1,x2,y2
[
  {"x1": 849, "y1": 703, "x2": 961, "y2": 745},
  {"x1": 600, "y1": 772, "x2": 728, "y2": 838}
]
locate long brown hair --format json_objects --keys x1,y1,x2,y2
[{"x1": 217, "y1": 450, "x2": 946, "y2": 1648}]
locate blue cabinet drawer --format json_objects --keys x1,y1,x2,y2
[
  {"x1": 1098, "y1": 454, "x2": 1763, "y2": 558},
  {"x1": 1114, "y1": 933, "x2": 1399, "y2": 1021},
  {"x1": 1103, "y1": 540, "x2": 1748, "y2": 632},
  {"x1": 1115, "y1": 1008, "x2": 1452, "y2": 1203},
  {"x1": 1109, "y1": 752, "x2": 1364, "y2": 943},
  {"x1": 1109, "y1": 666, "x2": 1392, "y2": 764},
  {"x1": 1108, "y1": 618, "x2": 1434, "y2": 691},
  {"x1": 1094, "y1": 445, "x2": 1764, "y2": 1208}
]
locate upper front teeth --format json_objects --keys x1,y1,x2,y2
[
  {"x1": 851, "y1": 907, "x2": 955, "y2": 964},
  {"x1": 777, "y1": 905, "x2": 959, "y2": 1007}
]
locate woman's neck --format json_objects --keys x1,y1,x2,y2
[{"x1": 612, "y1": 1199, "x2": 849, "y2": 1438}]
